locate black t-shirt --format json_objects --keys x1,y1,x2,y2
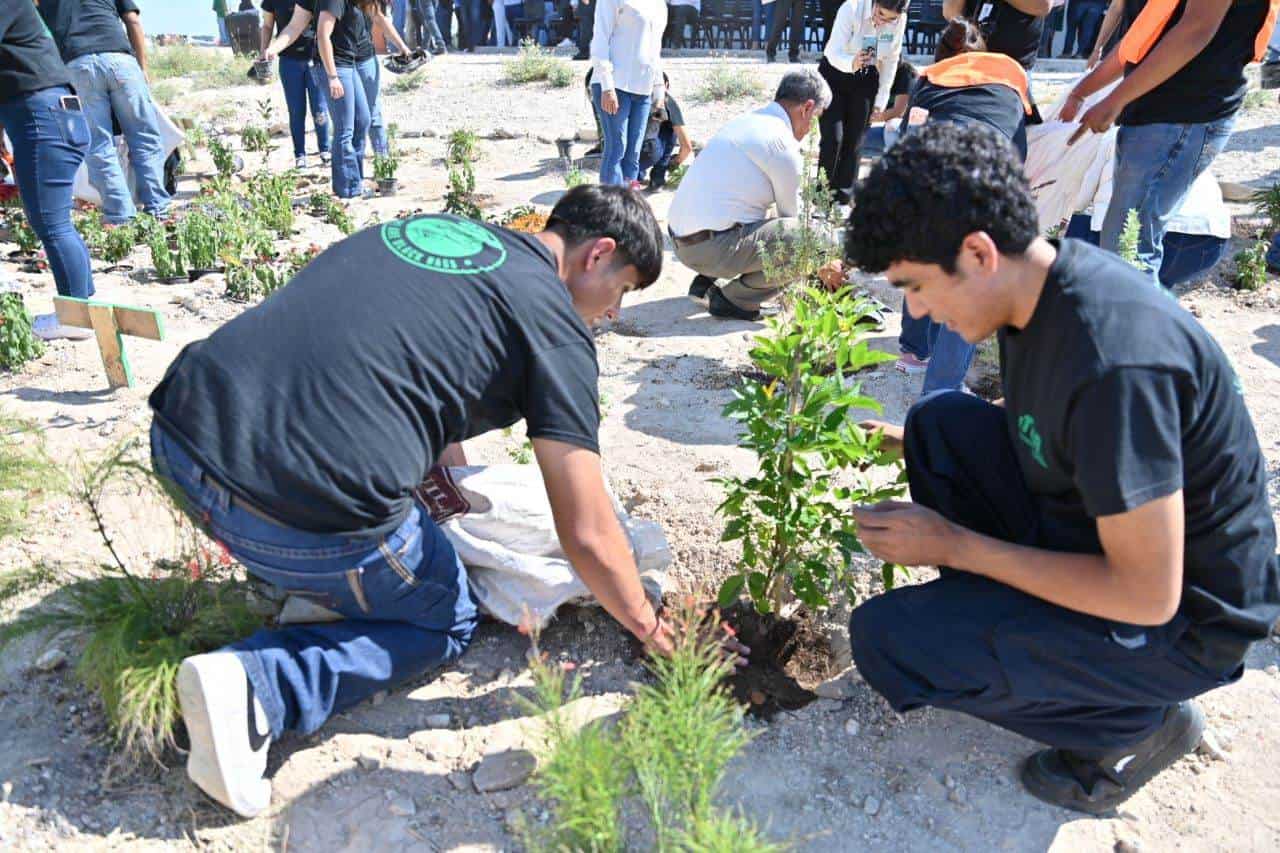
[
  {"x1": 263, "y1": 0, "x2": 318, "y2": 61},
  {"x1": 890, "y1": 60, "x2": 918, "y2": 100},
  {"x1": 1, "y1": 3, "x2": 71, "y2": 102},
  {"x1": 150, "y1": 215, "x2": 601, "y2": 538},
  {"x1": 908, "y1": 76, "x2": 1027, "y2": 157},
  {"x1": 317, "y1": 0, "x2": 374, "y2": 66},
  {"x1": 963, "y1": 0, "x2": 1044, "y2": 70},
  {"x1": 1119, "y1": 0, "x2": 1270, "y2": 126},
  {"x1": 664, "y1": 93, "x2": 685, "y2": 128},
  {"x1": 37, "y1": 0, "x2": 138, "y2": 65},
  {"x1": 999, "y1": 239, "x2": 1280, "y2": 672}
]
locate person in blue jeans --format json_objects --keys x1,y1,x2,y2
[
  {"x1": 316, "y1": 0, "x2": 406, "y2": 197},
  {"x1": 38, "y1": 0, "x2": 171, "y2": 224},
  {"x1": 1062, "y1": 0, "x2": 1107, "y2": 58},
  {"x1": 1062, "y1": 0, "x2": 1276, "y2": 288},
  {"x1": 0, "y1": 3, "x2": 96, "y2": 341},
  {"x1": 412, "y1": 0, "x2": 449, "y2": 52},
  {"x1": 149, "y1": 187, "x2": 703, "y2": 817},
  {"x1": 261, "y1": 0, "x2": 332, "y2": 170},
  {"x1": 590, "y1": 0, "x2": 667, "y2": 186}
]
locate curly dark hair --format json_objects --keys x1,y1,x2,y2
[{"x1": 845, "y1": 123, "x2": 1038, "y2": 274}]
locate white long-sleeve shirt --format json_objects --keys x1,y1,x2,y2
[
  {"x1": 590, "y1": 0, "x2": 667, "y2": 99},
  {"x1": 822, "y1": 0, "x2": 908, "y2": 111},
  {"x1": 667, "y1": 102, "x2": 802, "y2": 236}
]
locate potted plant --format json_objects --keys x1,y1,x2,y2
[
  {"x1": 146, "y1": 220, "x2": 188, "y2": 284},
  {"x1": 373, "y1": 152, "x2": 399, "y2": 196},
  {"x1": 177, "y1": 211, "x2": 223, "y2": 280}
]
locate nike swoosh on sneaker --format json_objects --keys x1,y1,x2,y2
[
  {"x1": 247, "y1": 684, "x2": 269, "y2": 752},
  {"x1": 1113, "y1": 754, "x2": 1136, "y2": 774}
]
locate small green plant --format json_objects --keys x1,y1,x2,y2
[
  {"x1": 1118, "y1": 208, "x2": 1142, "y2": 269},
  {"x1": 310, "y1": 192, "x2": 355, "y2": 234},
  {"x1": 1243, "y1": 88, "x2": 1272, "y2": 113},
  {"x1": 373, "y1": 152, "x2": 399, "y2": 183},
  {"x1": 74, "y1": 209, "x2": 108, "y2": 256},
  {"x1": 225, "y1": 259, "x2": 290, "y2": 301},
  {"x1": 446, "y1": 128, "x2": 479, "y2": 165},
  {"x1": 521, "y1": 601, "x2": 778, "y2": 851},
  {"x1": 757, "y1": 131, "x2": 838, "y2": 294},
  {"x1": 3, "y1": 207, "x2": 42, "y2": 256},
  {"x1": 100, "y1": 221, "x2": 139, "y2": 265},
  {"x1": 1234, "y1": 235, "x2": 1269, "y2": 291},
  {"x1": 246, "y1": 170, "x2": 297, "y2": 237},
  {"x1": 150, "y1": 80, "x2": 181, "y2": 106},
  {"x1": 146, "y1": 222, "x2": 187, "y2": 279},
  {"x1": 209, "y1": 136, "x2": 236, "y2": 180},
  {"x1": 665, "y1": 163, "x2": 688, "y2": 190},
  {"x1": 502, "y1": 426, "x2": 535, "y2": 464},
  {"x1": 0, "y1": 410, "x2": 57, "y2": 540},
  {"x1": 176, "y1": 210, "x2": 222, "y2": 271},
  {"x1": 692, "y1": 66, "x2": 764, "y2": 103},
  {"x1": 0, "y1": 439, "x2": 266, "y2": 769},
  {"x1": 241, "y1": 125, "x2": 271, "y2": 154},
  {"x1": 1250, "y1": 182, "x2": 1280, "y2": 236},
  {"x1": 503, "y1": 40, "x2": 575, "y2": 88},
  {"x1": 387, "y1": 68, "x2": 429, "y2": 94},
  {"x1": 0, "y1": 293, "x2": 45, "y2": 372},
  {"x1": 564, "y1": 167, "x2": 589, "y2": 189}
]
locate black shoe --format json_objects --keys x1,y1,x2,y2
[
  {"x1": 765, "y1": 51, "x2": 777, "y2": 64},
  {"x1": 688, "y1": 274, "x2": 716, "y2": 306},
  {"x1": 708, "y1": 286, "x2": 762, "y2": 321},
  {"x1": 1020, "y1": 701, "x2": 1205, "y2": 815},
  {"x1": 648, "y1": 167, "x2": 667, "y2": 190},
  {"x1": 573, "y1": 51, "x2": 589, "y2": 61},
  {"x1": 584, "y1": 143, "x2": 602, "y2": 156},
  {"x1": 788, "y1": 54, "x2": 800, "y2": 63}
]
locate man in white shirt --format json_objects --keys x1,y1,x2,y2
[{"x1": 667, "y1": 70, "x2": 832, "y2": 320}]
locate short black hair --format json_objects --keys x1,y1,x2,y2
[
  {"x1": 936, "y1": 17, "x2": 986, "y2": 61},
  {"x1": 845, "y1": 123, "x2": 1038, "y2": 274},
  {"x1": 546, "y1": 184, "x2": 664, "y2": 287}
]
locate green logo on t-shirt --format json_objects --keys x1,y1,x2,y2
[
  {"x1": 1017, "y1": 414, "x2": 1048, "y2": 469},
  {"x1": 381, "y1": 216, "x2": 507, "y2": 275}
]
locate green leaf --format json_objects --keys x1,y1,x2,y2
[
  {"x1": 717, "y1": 574, "x2": 746, "y2": 608},
  {"x1": 746, "y1": 571, "x2": 769, "y2": 602},
  {"x1": 721, "y1": 517, "x2": 748, "y2": 542},
  {"x1": 881, "y1": 562, "x2": 898, "y2": 591}
]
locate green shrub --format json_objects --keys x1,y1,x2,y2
[
  {"x1": 692, "y1": 67, "x2": 764, "y2": 103},
  {"x1": 146, "y1": 222, "x2": 187, "y2": 279},
  {"x1": 75, "y1": 209, "x2": 108, "y2": 256},
  {"x1": 100, "y1": 221, "x2": 139, "y2": 265},
  {"x1": 245, "y1": 170, "x2": 297, "y2": 237},
  {"x1": 373, "y1": 152, "x2": 399, "y2": 183},
  {"x1": 564, "y1": 167, "x2": 589, "y2": 189},
  {"x1": 149, "y1": 44, "x2": 251, "y2": 89},
  {"x1": 503, "y1": 40, "x2": 575, "y2": 88},
  {"x1": 0, "y1": 410, "x2": 57, "y2": 540},
  {"x1": 176, "y1": 210, "x2": 221, "y2": 271},
  {"x1": 446, "y1": 128, "x2": 479, "y2": 164},
  {"x1": 665, "y1": 164, "x2": 688, "y2": 190},
  {"x1": 387, "y1": 68, "x2": 429, "y2": 94},
  {"x1": 3, "y1": 206, "x2": 41, "y2": 256},
  {"x1": 310, "y1": 192, "x2": 355, "y2": 234},
  {"x1": 1234, "y1": 236, "x2": 1269, "y2": 291},
  {"x1": 0, "y1": 293, "x2": 46, "y2": 372},
  {"x1": 546, "y1": 62, "x2": 575, "y2": 88},
  {"x1": 1250, "y1": 182, "x2": 1280, "y2": 236},
  {"x1": 209, "y1": 136, "x2": 236, "y2": 180}
]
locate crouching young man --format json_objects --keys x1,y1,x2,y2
[
  {"x1": 844, "y1": 124, "x2": 1280, "y2": 814},
  {"x1": 148, "y1": 186, "x2": 672, "y2": 817}
]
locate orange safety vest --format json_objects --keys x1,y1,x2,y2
[
  {"x1": 918, "y1": 52, "x2": 1034, "y2": 115},
  {"x1": 1119, "y1": 0, "x2": 1280, "y2": 65}
]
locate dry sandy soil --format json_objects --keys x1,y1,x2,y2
[{"x1": 1, "y1": 51, "x2": 1278, "y2": 851}]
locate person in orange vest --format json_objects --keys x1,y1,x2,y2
[
  {"x1": 1061, "y1": 0, "x2": 1279, "y2": 287},
  {"x1": 895, "y1": 18, "x2": 1034, "y2": 395}
]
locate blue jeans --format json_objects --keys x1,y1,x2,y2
[
  {"x1": 217, "y1": 16, "x2": 230, "y2": 45},
  {"x1": 899, "y1": 308, "x2": 976, "y2": 396},
  {"x1": 591, "y1": 84, "x2": 651, "y2": 185},
  {"x1": 328, "y1": 58, "x2": 387, "y2": 197},
  {"x1": 392, "y1": 0, "x2": 409, "y2": 38},
  {"x1": 0, "y1": 86, "x2": 94, "y2": 299},
  {"x1": 638, "y1": 123, "x2": 676, "y2": 183},
  {"x1": 465, "y1": 0, "x2": 492, "y2": 47},
  {"x1": 414, "y1": 0, "x2": 447, "y2": 50},
  {"x1": 752, "y1": 1, "x2": 777, "y2": 45},
  {"x1": 1063, "y1": 0, "x2": 1105, "y2": 56},
  {"x1": 279, "y1": 56, "x2": 330, "y2": 159},
  {"x1": 860, "y1": 123, "x2": 901, "y2": 159},
  {"x1": 1269, "y1": 233, "x2": 1280, "y2": 272},
  {"x1": 1101, "y1": 118, "x2": 1235, "y2": 288},
  {"x1": 1065, "y1": 213, "x2": 1227, "y2": 289},
  {"x1": 150, "y1": 421, "x2": 478, "y2": 737},
  {"x1": 65, "y1": 52, "x2": 171, "y2": 223}
]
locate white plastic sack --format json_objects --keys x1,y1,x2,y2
[
  {"x1": 414, "y1": 465, "x2": 672, "y2": 629},
  {"x1": 1025, "y1": 80, "x2": 1119, "y2": 231},
  {"x1": 72, "y1": 106, "x2": 186, "y2": 207}
]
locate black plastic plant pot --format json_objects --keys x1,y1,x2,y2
[
  {"x1": 187, "y1": 266, "x2": 226, "y2": 282},
  {"x1": 378, "y1": 179, "x2": 398, "y2": 196},
  {"x1": 154, "y1": 274, "x2": 189, "y2": 285}
]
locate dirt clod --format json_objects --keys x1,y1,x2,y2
[{"x1": 720, "y1": 602, "x2": 835, "y2": 719}]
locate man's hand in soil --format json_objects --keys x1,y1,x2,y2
[
  {"x1": 859, "y1": 419, "x2": 903, "y2": 456},
  {"x1": 817, "y1": 259, "x2": 846, "y2": 291},
  {"x1": 850, "y1": 501, "x2": 958, "y2": 567}
]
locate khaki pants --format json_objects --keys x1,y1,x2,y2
[{"x1": 673, "y1": 218, "x2": 802, "y2": 311}]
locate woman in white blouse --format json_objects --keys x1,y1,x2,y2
[
  {"x1": 590, "y1": 0, "x2": 667, "y2": 187},
  {"x1": 818, "y1": 0, "x2": 908, "y2": 204}
]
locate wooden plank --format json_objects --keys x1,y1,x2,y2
[
  {"x1": 54, "y1": 296, "x2": 164, "y2": 340},
  {"x1": 87, "y1": 303, "x2": 131, "y2": 389}
]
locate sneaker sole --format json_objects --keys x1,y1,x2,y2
[
  {"x1": 1021, "y1": 703, "x2": 1205, "y2": 815},
  {"x1": 177, "y1": 656, "x2": 271, "y2": 818},
  {"x1": 689, "y1": 291, "x2": 710, "y2": 308},
  {"x1": 895, "y1": 362, "x2": 928, "y2": 375}
]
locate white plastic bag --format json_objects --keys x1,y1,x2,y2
[
  {"x1": 72, "y1": 106, "x2": 186, "y2": 207},
  {"x1": 1025, "y1": 80, "x2": 1119, "y2": 232},
  {"x1": 414, "y1": 465, "x2": 671, "y2": 629}
]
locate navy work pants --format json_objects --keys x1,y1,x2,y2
[{"x1": 850, "y1": 392, "x2": 1235, "y2": 754}]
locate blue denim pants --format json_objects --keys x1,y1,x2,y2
[
  {"x1": 65, "y1": 52, "x2": 171, "y2": 224},
  {"x1": 278, "y1": 56, "x2": 330, "y2": 159},
  {"x1": 327, "y1": 57, "x2": 388, "y2": 198},
  {"x1": 1269, "y1": 233, "x2": 1280, "y2": 271},
  {"x1": 638, "y1": 123, "x2": 676, "y2": 182},
  {"x1": 0, "y1": 85, "x2": 94, "y2": 299},
  {"x1": 414, "y1": 0, "x2": 447, "y2": 50},
  {"x1": 1065, "y1": 213, "x2": 1227, "y2": 289},
  {"x1": 392, "y1": 0, "x2": 410, "y2": 37},
  {"x1": 150, "y1": 421, "x2": 478, "y2": 737},
  {"x1": 899, "y1": 308, "x2": 976, "y2": 396},
  {"x1": 1101, "y1": 118, "x2": 1235, "y2": 288},
  {"x1": 465, "y1": 0, "x2": 493, "y2": 47},
  {"x1": 591, "y1": 84, "x2": 651, "y2": 185}
]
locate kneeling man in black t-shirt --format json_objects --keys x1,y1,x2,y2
[
  {"x1": 844, "y1": 124, "x2": 1279, "y2": 814},
  {"x1": 147, "y1": 186, "x2": 683, "y2": 817}
]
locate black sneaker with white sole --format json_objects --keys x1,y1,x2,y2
[
  {"x1": 1020, "y1": 700, "x2": 1205, "y2": 815},
  {"x1": 177, "y1": 652, "x2": 273, "y2": 817},
  {"x1": 688, "y1": 274, "x2": 716, "y2": 306}
]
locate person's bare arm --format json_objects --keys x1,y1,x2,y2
[
  {"x1": 372, "y1": 4, "x2": 411, "y2": 54},
  {"x1": 1005, "y1": 0, "x2": 1051, "y2": 14},
  {"x1": 122, "y1": 11, "x2": 149, "y2": 78},
  {"x1": 317, "y1": 12, "x2": 343, "y2": 99},
  {"x1": 672, "y1": 124, "x2": 693, "y2": 165},
  {"x1": 260, "y1": 10, "x2": 276, "y2": 56},
  {"x1": 534, "y1": 438, "x2": 673, "y2": 653},
  {"x1": 1088, "y1": 0, "x2": 1123, "y2": 68},
  {"x1": 942, "y1": 0, "x2": 964, "y2": 20},
  {"x1": 438, "y1": 442, "x2": 468, "y2": 467},
  {"x1": 1069, "y1": 0, "x2": 1233, "y2": 134},
  {"x1": 265, "y1": 4, "x2": 313, "y2": 59},
  {"x1": 852, "y1": 491, "x2": 1185, "y2": 625}
]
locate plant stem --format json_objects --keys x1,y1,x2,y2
[
  {"x1": 768, "y1": 357, "x2": 804, "y2": 612},
  {"x1": 86, "y1": 483, "x2": 153, "y2": 608}
]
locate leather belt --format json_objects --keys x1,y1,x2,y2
[{"x1": 670, "y1": 225, "x2": 738, "y2": 247}]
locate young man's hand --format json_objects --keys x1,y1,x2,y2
[{"x1": 850, "y1": 501, "x2": 959, "y2": 567}]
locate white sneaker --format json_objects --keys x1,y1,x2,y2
[
  {"x1": 177, "y1": 652, "x2": 273, "y2": 818},
  {"x1": 320, "y1": 151, "x2": 332, "y2": 165},
  {"x1": 294, "y1": 156, "x2": 307, "y2": 170},
  {"x1": 31, "y1": 313, "x2": 93, "y2": 341}
]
